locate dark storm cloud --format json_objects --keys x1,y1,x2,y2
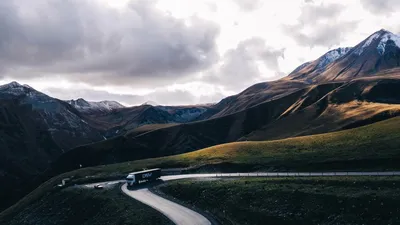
[
  {"x1": 232, "y1": 0, "x2": 262, "y2": 11},
  {"x1": 360, "y1": 0, "x2": 400, "y2": 15},
  {"x1": 204, "y1": 37, "x2": 285, "y2": 91},
  {"x1": 0, "y1": 0, "x2": 220, "y2": 86},
  {"x1": 282, "y1": 3, "x2": 359, "y2": 48}
]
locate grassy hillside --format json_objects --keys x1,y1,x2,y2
[
  {"x1": 85, "y1": 115, "x2": 400, "y2": 175},
  {"x1": 56, "y1": 115, "x2": 400, "y2": 183},
  {"x1": 0, "y1": 185, "x2": 172, "y2": 225},
  {"x1": 158, "y1": 177, "x2": 400, "y2": 225},
  {"x1": 242, "y1": 77, "x2": 400, "y2": 141},
  {"x1": 2, "y1": 116, "x2": 400, "y2": 220}
]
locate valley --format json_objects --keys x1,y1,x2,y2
[{"x1": 2, "y1": 28, "x2": 400, "y2": 224}]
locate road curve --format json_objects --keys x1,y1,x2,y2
[
  {"x1": 100, "y1": 171, "x2": 400, "y2": 225},
  {"x1": 121, "y1": 184, "x2": 211, "y2": 225}
]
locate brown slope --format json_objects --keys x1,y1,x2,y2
[
  {"x1": 52, "y1": 75, "x2": 400, "y2": 175},
  {"x1": 242, "y1": 76, "x2": 400, "y2": 141},
  {"x1": 197, "y1": 79, "x2": 308, "y2": 119},
  {"x1": 51, "y1": 84, "x2": 317, "y2": 173}
]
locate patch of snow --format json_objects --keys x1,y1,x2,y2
[
  {"x1": 66, "y1": 99, "x2": 125, "y2": 112},
  {"x1": 316, "y1": 47, "x2": 352, "y2": 69},
  {"x1": 377, "y1": 33, "x2": 400, "y2": 55},
  {"x1": 142, "y1": 101, "x2": 159, "y2": 106},
  {"x1": 354, "y1": 33, "x2": 381, "y2": 55},
  {"x1": 0, "y1": 81, "x2": 59, "y2": 108}
]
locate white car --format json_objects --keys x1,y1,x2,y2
[{"x1": 94, "y1": 184, "x2": 104, "y2": 189}]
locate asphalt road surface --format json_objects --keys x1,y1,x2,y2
[
  {"x1": 93, "y1": 171, "x2": 400, "y2": 225},
  {"x1": 121, "y1": 183, "x2": 211, "y2": 225},
  {"x1": 161, "y1": 171, "x2": 400, "y2": 181}
]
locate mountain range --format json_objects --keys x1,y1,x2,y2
[{"x1": 1, "y1": 29, "x2": 400, "y2": 211}]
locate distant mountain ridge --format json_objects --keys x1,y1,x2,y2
[{"x1": 66, "y1": 98, "x2": 125, "y2": 114}]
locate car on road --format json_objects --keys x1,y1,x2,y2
[{"x1": 94, "y1": 184, "x2": 104, "y2": 189}]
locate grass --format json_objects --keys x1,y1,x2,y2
[
  {"x1": 0, "y1": 185, "x2": 173, "y2": 225},
  {"x1": 72, "y1": 115, "x2": 400, "y2": 174},
  {"x1": 2, "y1": 116, "x2": 400, "y2": 220},
  {"x1": 158, "y1": 177, "x2": 400, "y2": 225}
]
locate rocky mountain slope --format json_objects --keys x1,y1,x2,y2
[
  {"x1": 53, "y1": 75, "x2": 400, "y2": 174},
  {"x1": 85, "y1": 104, "x2": 210, "y2": 137},
  {"x1": 0, "y1": 82, "x2": 105, "y2": 211},
  {"x1": 0, "y1": 82, "x2": 103, "y2": 150}
]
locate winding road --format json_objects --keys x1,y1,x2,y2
[
  {"x1": 121, "y1": 184, "x2": 211, "y2": 225},
  {"x1": 90, "y1": 171, "x2": 400, "y2": 225}
]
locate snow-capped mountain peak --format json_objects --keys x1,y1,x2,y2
[
  {"x1": 3, "y1": 81, "x2": 22, "y2": 88},
  {"x1": 142, "y1": 101, "x2": 159, "y2": 106},
  {"x1": 288, "y1": 47, "x2": 352, "y2": 78},
  {"x1": 354, "y1": 29, "x2": 400, "y2": 55},
  {"x1": 288, "y1": 29, "x2": 400, "y2": 83},
  {"x1": 377, "y1": 32, "x2": 400, "y2": 55},
  {"x1": 0, "y1": 81, "x2": 49, "y2": 101},
  {"x1": 0, "y1": 81, "x2": 26, "y2": 91},
  {"x1": 66, "y1": 99, "x2": 125, "y2": 113}
]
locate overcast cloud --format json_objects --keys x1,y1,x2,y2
[
  {"x1": 0, "y1": 0, "x2": 220, "y2": 86},
  {"x1": 203, "y1": 37, "x2": 285, "y2": 91},
  {"x1": 232, "y1": 0, "x2": 263, "y2": 11},
  {"x1": 282, "y1": 3, "x2": 359, "y2": 48},
  {"x1": 44, "y1": 85, "x2": 224, "y2": 106},
  {"x1": 0, "y1": 0, "x2": 399, "y2": 105},
  {"x1": 360, "y1": 0, "x2": 400, "y2": 15}
]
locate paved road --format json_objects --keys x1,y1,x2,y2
[
  {"x1": 121, "y1": 184, "x2": 211, "y2": 225},
  {"x1": 95, "y1": 171, "x2": 400, "y2": 225},
  {"x1": 161, "y1": 171, "x2": 400, "y2": 181}
]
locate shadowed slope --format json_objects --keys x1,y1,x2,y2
[{"x1": 52, "y1": 76, "x2": 400, "y2": 175}]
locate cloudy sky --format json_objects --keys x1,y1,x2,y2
[{"x1": 0, "y1": 0, "x2": 399, "y2": 106}]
